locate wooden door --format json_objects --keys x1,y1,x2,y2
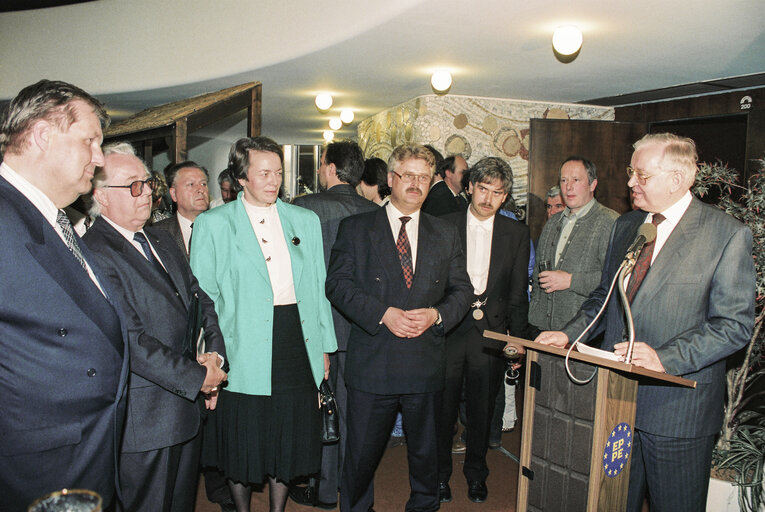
[{"x1": 527, "y1": 119, "x2": 647, "y2": 241}]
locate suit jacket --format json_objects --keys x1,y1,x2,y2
[
  {"x1": 153, "y1": 214, "x2": 187, "y2": 260},
  {"x1": 563, "y1": 198, "x2": 755, "y2": 438},
  {"x1": 326, "y1": 207, "x2": 473, "y2": 394},
  {"x1": 445, "y1": 210, "x2": 530, "y2": 339},
  {"x1": 293, "y1": 184, "x2": 379, "y2": 350},
  {"x1": 83, "y1": 218, "x2": 226, "y2": 453},
  {"x1": 0, "y1": 176, "x2": 129, "y2": 510},
  {"x1": 421, "y1": 180, "x2": 465, "y2": 217},
  {"x1": 191, "y1": 197, "x2": 337, "y2": 396}
]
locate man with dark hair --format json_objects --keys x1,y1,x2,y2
[
  {"x1": 0, "y1": 79, "x2": 129, "y2": 509},
  {"x1": 327, "y1": 144, "x2": 472, "y2": 512},
  {"x1": 536, "y1": 133, "x2": 755, "y2": 511},
  {"x1": 154, "y1": 160, "x2": 210, "y2": 258},
  {"x1": 437, "y1": 157, "x2": 530, "y2": 504},
  {"x1": 290, "y1": 139, "x2": 378, "y2": 509},
  {"x1": 421, "y1": 154, "x2": 468, "y2": 217},
  {"x1": 84, "y1": 143, "x2": 227, "y2": 512},
  {"x1": 529, "y1": 156, "x2": 618, "y2": 333}
]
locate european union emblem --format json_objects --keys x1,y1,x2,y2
[{"x1": 603, "y1": 422, "x2": 632, "y2": 478}]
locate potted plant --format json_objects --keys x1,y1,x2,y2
[{"x1": 693, "y1": 159, "x2": 765, "y2": 511}]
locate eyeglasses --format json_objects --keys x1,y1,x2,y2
[
  {"x1": 626, "y1": 166, "x2": 671, "y2": 186},
  {"x1": 391, "y1": 170, "x2": 431, "y2": 184},
  {"x1": 106, "y1": 177, "x2": 159, "y2": 197}
]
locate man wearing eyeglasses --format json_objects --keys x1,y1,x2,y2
[
  {"x1": 528, "y1": 156, "x2": 618, "y2": 334},
  {"x1": 83, "y1": 142, "x2": 228, "y2": 512},
  {"x1": 536, "y1": 133, "x2": 754, "y2": 512},
  {"x1": 154, "y1": 161, "x2": 211, "y2": 259},
  {"x1": 327, "y1": 144, "x2": 472, "y2": 512}
]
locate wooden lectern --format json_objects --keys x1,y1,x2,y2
[{"x1": 484, "y1": 331, "x2": 695, "y2": 512}]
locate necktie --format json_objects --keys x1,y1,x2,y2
[
  {"x1": 133, "y1": 232, "x2": 177, "y2": 292},
  {"x1": 626, "y1": 214, "x2": 665, "y2": 302},
  {"x1": 397, "y1": 216, "x2": 413, "y2": 288},
  {"x1": 56, "y1": 209, "x2": 87, "y2": 270}
]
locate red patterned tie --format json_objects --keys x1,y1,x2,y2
[
  {"x1": 397, "y1": 216, "x2": 413, "y2": 288},
  {"x1": 626, "y1": 214, "x2": 665, "y2": 303}
]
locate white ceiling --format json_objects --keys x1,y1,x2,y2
[{"x1": 1, "y1": 0, "x2": 764, "y2": 144}]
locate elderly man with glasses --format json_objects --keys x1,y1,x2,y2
[{"x1": 83, "y1": 142, "x2": 228, "y2": 512}]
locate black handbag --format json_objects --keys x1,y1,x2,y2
[{"x1": 319, "y1": 379, "x2": 340, "y2": 443}]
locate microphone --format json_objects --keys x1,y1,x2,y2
[{"x1": 624, "y1": 222, "x2": 657, "y2": 260}]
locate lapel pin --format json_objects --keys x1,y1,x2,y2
[{"x1": 292, "y1": 237, "x2": 300, "y2": 246}]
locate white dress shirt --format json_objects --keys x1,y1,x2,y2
[
  {"x1": 243, "y1": 200, "x2": 297, "y2": 305},
  {"x1": 466, "y1": 208, "x2": 494, "y2": 295},
  {"x1": 101, "y1": 215, "x2": 167, "y2": 270},
  {"x1": 386, "y1": 202, "x2": 420, "y2": 272},
  {"x1": 177, "y1": 213, "x2": 194, "y2": 254}
]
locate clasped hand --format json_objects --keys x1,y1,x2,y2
[
  {"x1": 382, "y1": 307, "x2": 438, "y2": 338},
  {"x1": 198, "y1": 351, "x2": 228, "y2": 409}
]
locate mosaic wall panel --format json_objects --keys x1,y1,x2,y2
[{"x1": 357, "y1": 95, "x2": 614, "y2": 207}]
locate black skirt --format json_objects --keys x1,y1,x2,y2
[{"x1": 202, "y1": 304, "x2": 322, "y2": 484}]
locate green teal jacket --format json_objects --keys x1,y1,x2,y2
[{"x1": 190, "y1": 196, "x2": 337, "y2": 395}]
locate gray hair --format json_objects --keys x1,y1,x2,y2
[
  {"x1": 469, "y1": 157, "x2": 513, "y2": 194},
  {"x1": 633, "y1": 132, "x2": 698, "y2": 188},
  {"x1": 89, "y1": 142, "x2": 148, "y2": 217},
  {"x1": 546, "y1": 185, "x2": 561, "y2": 199}
]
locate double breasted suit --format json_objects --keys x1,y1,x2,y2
[
  {"x1": 437, "y1": 211, "x2": 530, "y2": 484},
  {"x1": 83, "y1": 217, "x2": 226, "y2": 511},
  {"x1": 327, "y1": 207, "x2": 472, "y2": 512},
  {"x1": 0, "y1": 176, "x2": 129, "y2": 511},
  {"x1": 562, "y1": 197, "x2": 755, "y2": 510}
]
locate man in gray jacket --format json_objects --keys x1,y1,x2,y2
[{"x1": 529, "y1": 156, "x2": 617, "y2": 332}]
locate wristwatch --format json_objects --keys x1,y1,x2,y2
[{"x1": 431, "y1": 307, "x2": 443, "y2": 327}]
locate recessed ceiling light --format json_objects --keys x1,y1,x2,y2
[
  {"x1": 552, "y1": 25, "x2": 583, "y2": 56},
  {"x1": 340, "y1": 109, "x2": 354, "y2": 124},
  {"x1": 430, "y1": 70, "x2": 452, "y2": 94},
  {"x1": 329, "y1": 118, "x2": 342, "y2": 130},
  {"x1": 315, "y1": 93, "x2": 333, "y2": 111},
  {"x1": 323, "y1": 130, "x2": 334, "y2": 141}
]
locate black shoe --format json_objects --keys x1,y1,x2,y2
[
  {"x1": 438, "y1": 481, "x2": 452, "y2": 503},
  {"x1": 467, "y1": 480, "x2": 488, "y2": 503},
  {"x1": 288, "y1": 485, "x2": 337, "y2": 509},
  {"x1": 218, "y1": 501, "x2": 237, "y2": 512}
]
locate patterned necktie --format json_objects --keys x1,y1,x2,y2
[
  {"x1": 133, "y1": 232, "x2": 177, "y2": 293},
  {"x1": 56, "y1": 209, "x2": 87, "y2": 270},
  {"x1": 397, "y1": 216, "x2": 413, "y2": 288},
  {"x1": 626, "y1": 213, "x2": 666, "y2": 303}
]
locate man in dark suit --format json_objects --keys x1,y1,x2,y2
[
  {"x1": 154, "y1": 160, "x2": 211, "y2": 259},
  {"x1": 0, "y1": 80, "x2": 130, "y2": 510},
  {"x1": 290, "y1": 140, "x2": 378, "y2": 508},
  {"x1": 327, "y1": 144, "x2": 472, "y2": 512},
  {"x1": 421, "y1": 155, "x2": 468, "y2": 217},
  {"x1": 84, "y1": 143, "x2": 228, "y2": 511},
  {"x1": 437, "y1": 157, "x2": 530, "y2": 503},
  {"x1": 537, "y1": 133, "x2": 755, "y2": 512}
]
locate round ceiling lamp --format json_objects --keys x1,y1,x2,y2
[
  {"x1": 329, "y1": 118, "x2": 342, "y2": 130},
  {"x1": 315, "y1": 93, "x2": 333, "y2": 111},
  {"x1": 430, "y1": 70, "x2": 452, "y2": 94},
  {"x1": 552, "y1": 25, "x2": 583, "y2": 56},
  {"x1": 323, "y1": 130, "x2": 334, "y2": 142},
  {"x1": 340, "y1": 109, "x2": 355, "y2": 124}
]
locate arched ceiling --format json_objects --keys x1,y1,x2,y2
[{"x1": 1, "y1": 0, "x2": 764, "y2": 144}]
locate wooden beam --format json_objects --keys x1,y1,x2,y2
[
  {"x1": 185, "y1": 89, "x2": 254, "y2": 133},
  {"x1": 173, "y1": 119, "x2": 188, "y2": 164},
  {"x1": 142, "y1": 140, "x2": 153, "y2": 164},
  {"x1": 248, "y1": 83, "x2": 262, "y2": 137}
]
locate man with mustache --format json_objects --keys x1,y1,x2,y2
[
  {"x1": 437, "y1": 157, "x2": 530, "y2": 504},
  {"x1": 327, "y1": 144, "x2": 472, "y2": 512}
]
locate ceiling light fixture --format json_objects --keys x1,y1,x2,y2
[
  {"x1": 329, "y1": 118, "x2": 342, "y2": 130},
  {"x1": 552, "y1": 25, "x2": 583, "y2": 56},
  {"x1": 315, "y1": 93, "x2": 333, "y2": 111},
  {"x1": 430, "y1": 70, "x2": 452, "y2": 94},
  {"x1": 340, "y1": 109, "x2": 354, "y2": 124},
  {"x1": 323, "y1": 130, "x2": 334, "y2": 142}
]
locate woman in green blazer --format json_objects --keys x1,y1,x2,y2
[{"x1": 191, "y1": 136, "x2": 337, "y2": 512}]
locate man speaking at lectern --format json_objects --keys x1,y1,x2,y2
[{"x1": 535, "y1": 133, "x2": 755, "y2": 512}]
